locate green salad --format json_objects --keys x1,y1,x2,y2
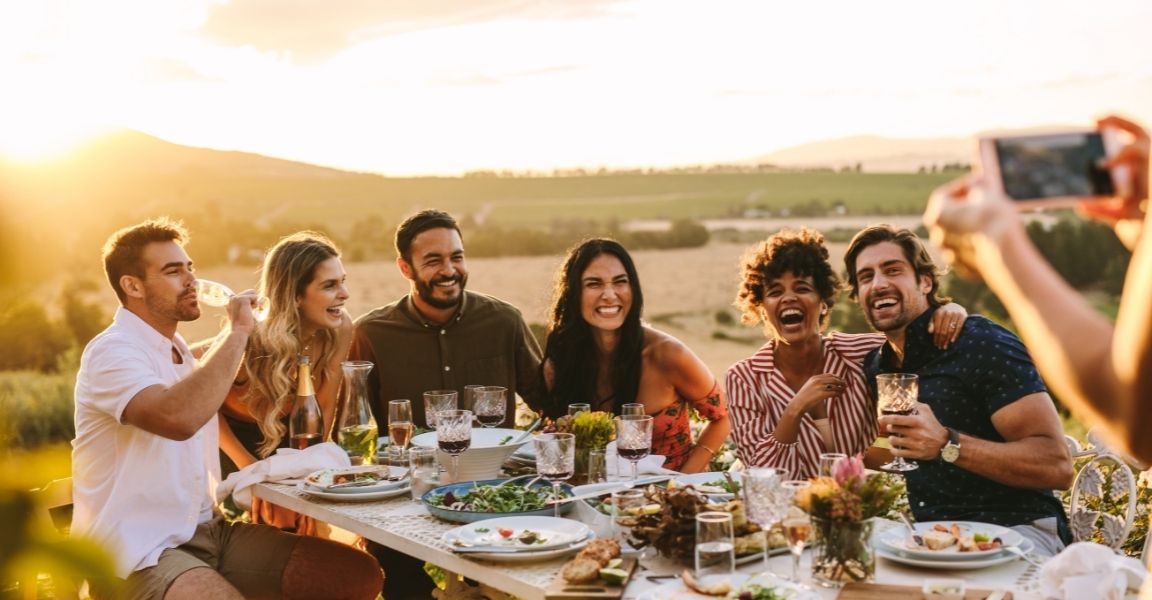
[{"x1": 428, "y1": 483, "x2": 564, "y2": 512}]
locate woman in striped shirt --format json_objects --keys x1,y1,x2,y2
[{"x1": 725, "y1": 228, "x2": 967, "y2": 479}]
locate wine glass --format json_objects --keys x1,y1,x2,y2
[
  {"x1": 781, "y1": 480, "x2": 813, "y2": 583},
  {"x1": 195, "y1": 279, "x2": 270, "y2": 321},
  {"x1": 615, "y1": 414, "x2": 653, "y2": 482},
  {"x1": 423, "y1": 389, "x2": 458, "y2": 428},
  {"x1": 818, "y1": 452, "x2": 847, "y2": 478},
  {"x1": 534, "y1": 432, "x2": 575, "y2": 517},
  {"x1": 876, "y1": 373, "x2": 920, "y2": 472},
  {"x1": 743, "y1": 467, "x2": 788, "y2": 574},
  {"x1": 435, "y1": 409, "x2": 472, "y2": 483},
  {"x1": 388, "y1": 399, "x2": 414, "y2": 459},
  {"x1": 462, "y1": 384, "x2": 483, "y2": 412},
  {"x1": 621, "y1": 403, "x2": 645, "y2": 416},
  {"x1": 473, "y1": 386, "x2": 506, "y2": 428},
  {"x1": 567, "y1": 403, "x2": 591, "y2": 417}
]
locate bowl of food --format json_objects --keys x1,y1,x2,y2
[
  {"x1": 422, "y1": 478, "x2": 575, "y2": 523},
  {"x1": 411, "y1": 427, "x2": 529, "y2": 481}
]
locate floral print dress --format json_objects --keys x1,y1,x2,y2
[{"x1": 650, "y1": 382, "x2": 727, "y2": 471}]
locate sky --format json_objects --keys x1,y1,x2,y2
[{"x1": 1, "y1": 0, "x2": 1150, "y2": 175}]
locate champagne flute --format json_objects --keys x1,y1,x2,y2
[
  {"x1": 877, "y1": 373, "x2": 920, "y2": 472},
  {"x1": 534, "y1": 433, "x2": 575, "y2": 517},
  {"x1": 388, "y1": 399, "x2": 414, "y2": 459},
  {"x1": 436, "y1": 409, "x2": 472, "y2": 483},
  {"x1": 781, "y1": 480, "x2": 813, "y2": 583},
  {"x1": 195, "y1": 279, "x2": 270, "y2": 321},
  {"x1": 743, "y1": 467, "x2": 788, "y2": 574},
  {"x1": 473, "y1": 386, "x2": 506, "y2": 428},
  {"x1": 615, "y1": 414, "x2": 653, "y2": 482},
  {"x1": 423, "y1": 389, "x2": 458, "y2": 428}
]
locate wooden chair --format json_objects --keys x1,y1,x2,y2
[{"x1": 21, "y1": 477, "x2": 81, "y2": 600}]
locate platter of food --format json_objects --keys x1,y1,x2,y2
[
  {"x1": 547, "y1": 538, "x2": 637, "y2": 598},
  {"x1": 423, "y1": 479, "x2": 575, "y2": 523},
  {"x1": 303, "y1": 465, "x2": 408, "y2": 494},
  {"x1": 877, "y1": 537, "x2": 1035, "y2": 570},
  {"x1": 635, "y1": 572, "x2": 820, "y2": 600},
  {"x1": 667, "y1": 472, "x2": 741, "y2": 500},
  {"x1": 877, "y1": 521, "x2": 1025, "y2": 560}
]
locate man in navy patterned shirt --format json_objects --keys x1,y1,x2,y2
[{"x1": 844, "y1": 225, "x2": 1074, "y2": 555}]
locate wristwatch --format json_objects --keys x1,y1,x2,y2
[{"x1": 940, "y1": 427, "x2": 961, "y2": 463}]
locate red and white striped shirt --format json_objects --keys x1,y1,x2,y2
[{"x1": 725, "y1": 332, "x2": 884, "y2": 479}]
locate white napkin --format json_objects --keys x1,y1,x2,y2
[
  {"x1": 605, "y1": 441, "x2": 677, "y2": 477},
  {"x1": 1039, "y1": 542, "x2": 1146, "y2": 600},
  {"x1": 216, "y1": 442, "x2": 351, "y2": 510}
]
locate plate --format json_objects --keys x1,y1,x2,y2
[
  {"x1": 443, "y1": 516, "x2": 591, "y2": 552},
  {"x1": 296, "y1": 480, "x2": 411, "y2": 502},
  {"x1": 668, "y1": 472, "x2": 740, "y2": 500},
  {"x1": 303, "y1": 466, "x2": 409, "y2": 494},
  {"x1": 635, "y1": 572, "x2": 820, "y2": 600},
  {"x1": 422, "y1": 478, "x2": 575, "y2": 523},
  {"x1": 448, "y1": 534, "x2": 592, "y2": 563},
  {"x1": 878, "y1": 521, "x2": 1024, "y2": 560},
  {"x1": 877, "y1": 537, "x2": 1035, "y2": 570}
]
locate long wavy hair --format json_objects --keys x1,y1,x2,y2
[
  {"x1": 539, "y1": 239, "x2": 645, "y2": 419},
  {"x1": 242, "y1": 231, "x2": 342, "y2": 457}
]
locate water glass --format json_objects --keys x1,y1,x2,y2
[
  {"x1": 567, "y1": 403, "x2": 591, "y2": 417},
  {"x1": 473, "y1": 386, "x2": 507, "y2": 428},
  {"x1": 611, "y1": 488, "x2": 646, "y2": 550},
  {"x1": 818, "y1": 452, "x2": 847, "y2": 478},
  {"x1": 876, "y1": 373, "x2": 919, "y2": 472},
  {"x1": 695, "y1": 511, "x2": 735, "y2": 582},
  {"x1": 409, "y1": 446, "x2": 439, "y2": 500},
  {"x1": 423, "y1": 389, "x2": 458, "y2": 428},
  {"x1": 587, "y1": 448, "x2": 608, "y2": 484},
  {"x1": 621, "y1": 403, "x2": 645, "y2": 416}
]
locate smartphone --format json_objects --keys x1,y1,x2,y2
[{"x1": 978, "y1": 128, "x2": 1121, "y2": 209}]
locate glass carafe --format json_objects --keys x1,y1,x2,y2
[{"x1": 337, "y1": 361, "x2": 378, "y2": 465}]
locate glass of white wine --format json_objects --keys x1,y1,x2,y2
[{"x1": 195, "y1": 279, "x2": 270, "y2": 321}]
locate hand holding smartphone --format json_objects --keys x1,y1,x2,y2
[{"x1": 978, "y1": 127, "x2": 1125, "y2": 209}]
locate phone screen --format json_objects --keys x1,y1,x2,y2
[{"x1": 995, "y1": 132, "x2": 1113, "y2": 200}]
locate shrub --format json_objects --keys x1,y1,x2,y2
[{"x1": 0, "y1": 370, "x2": 76, "y2": 449}]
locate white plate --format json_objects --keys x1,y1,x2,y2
[
  {"x1": 303, "y1": 466, "x2": 409, "y2": 494},
  {"x1": 668, "y1": 472, "x2": 740, "y2": 500},
  {"x1": 437, "y1": 513, "x2": 589, "y2": 552},
  {"x1": 447, "y1": 534, "x2": 592, "y2": 563},
  {"x1": 296, "y1": 480, "x2": 411, "y2": 502},
  {"x1": 636, "y1": 572, "x2": 820, "y2": 600},
  {"x1": 877, "y1": 537, "x2": 1035, "y2": 570},
  {"x1": 878, "y1": 521, "x2": 1024, "y2": 560},
  {"x1": 442, "y1": 516, "x2": 591, "y2": 552}
]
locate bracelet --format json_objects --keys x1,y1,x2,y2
[{"x1": 697, "y1": 443, "x2": 717, "y2": 457}]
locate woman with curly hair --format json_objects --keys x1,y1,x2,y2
[
  {"x1": 725, "y1": 228, "x2": 966, "y2": 479},
  {"x1": 539, "y1": 238, "x2": 729, "y2": 473},
  {"x1": 218, "y1": 231, "x2": 353, "y2": 531}
]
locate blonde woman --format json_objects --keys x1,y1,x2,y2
[{"x1": 219, "y1": 231, "x2": 353, "y2": 532}]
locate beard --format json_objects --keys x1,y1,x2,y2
[
  {"x1": 147, "y1": 289, "x2": 201, "y2": 323},
  {"x1": 414, "y1": 272, "x2": 468, "y2": 310},
  {"x1": 863, "y1": 292, "x2": 916, "y2": 333}
]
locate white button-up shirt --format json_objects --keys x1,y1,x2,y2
[{"x1": 72, "y1": 308, "x2": 220, "y2": 578}]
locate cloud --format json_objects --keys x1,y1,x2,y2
[{"x1": 199, "y1": 0, "x2": 624, "y2": 63}]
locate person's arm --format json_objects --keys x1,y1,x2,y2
[
  {"x1": 725, "y1": 369, "x2": 803, "y2": 475},
  {"x1": 121, "y1": 294, "x2": 255, "y2": 440},
  {"x1": 315, "y1": 310, "x2": 354, "y2": 438},
  {"x1": 881, "y1": 394, "x2": 1074, "y2": 489},
  {"x1": 219, "y1": 412, "x2": 259, "y2": 470},
  {"x1": 651, "y1": 334, "x2": 730, "y2": 474},
  {"x1": 769, "y1": 374, "x2": 846, "y2": 446}
]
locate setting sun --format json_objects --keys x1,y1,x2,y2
[{"x1": 0, "y1": 114, "x2": 109, "y2": 163}]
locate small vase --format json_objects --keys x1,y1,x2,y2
[{"x1": 810, "y1": 516, "x2": 875, "y2": 587}]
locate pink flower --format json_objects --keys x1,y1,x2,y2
[{"x1": 833, "y1": 454, "x2": 865, "y2": 486}]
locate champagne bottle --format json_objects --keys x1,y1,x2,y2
[{"x1": 289, "y1": 355, "x2": 323, "y2": 449}]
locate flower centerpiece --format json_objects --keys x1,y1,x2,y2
[{"x1": 794, "y1": 454, "x2": 904, "y2": 586}]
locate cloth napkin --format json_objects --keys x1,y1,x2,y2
[
  {"x1": 216, "y1": 442, "x2": 351, "y2": 510},
  {"x1": 604, "y1": 441, "x2": 678, "y2": 477},
  {"x1": 1038, "y1": 542, "x2": 1146, "y2": 600}
]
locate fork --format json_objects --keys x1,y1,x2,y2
[{"x1": 1002, "y1": 545, "x2": 1046, "y2": 568}]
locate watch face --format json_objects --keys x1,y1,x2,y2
[{"x1": 942, "y1": 445, "x2": 960, "y2": 463}]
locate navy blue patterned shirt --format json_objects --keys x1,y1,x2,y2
[{"x1": 864, "y1": 306, "x2": 1067, "y2": 529}]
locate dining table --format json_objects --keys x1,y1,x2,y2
[{"x1": 253, "y1": 480, "x2": 1047, "y2": 599}]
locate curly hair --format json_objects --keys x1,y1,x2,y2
[
  {"x1": 539, "y1": 238, "x2": 644, "y2": 419},
  {"x1": 734, "y1": 228, "x2": 841, "y2": 333},
  {"x1": 242, "y1": 231, "x2": 342, "y2": 457}
]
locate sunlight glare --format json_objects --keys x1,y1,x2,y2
[{"x1": 0, "y1": 115, "x2": 110, "y2": 164}]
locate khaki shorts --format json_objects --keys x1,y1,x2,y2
[{"x1": 94, "y1": 517, "x2": 300, "y2": 600}]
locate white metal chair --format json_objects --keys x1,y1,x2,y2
[{"x1": 1067, "y1": 431, "x2": 1140, "y2": 552}]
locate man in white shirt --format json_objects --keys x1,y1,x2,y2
[{"x1": 73, "y1": 218, "x2": 381, "y2": 600}]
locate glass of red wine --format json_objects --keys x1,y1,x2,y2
[
  {"x1": 614, "y1": 414, "x2": 653, "y2": 482},
  {"x1": 877, "y1": 373, "x2": 920, "y2": 472},
  {"x1": 435, "y1": 409, "x2": 473, "y2": 483},
  {"x1": 473, "y1": 386, "x2": 506, "y2": 428},
  {"x1": 534, "y1": 432, "x2": 575, "y2": 517}
]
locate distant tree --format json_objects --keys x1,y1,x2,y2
[{"x1": 0, "y1": 300, "x2": 72, "y2": 372}]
